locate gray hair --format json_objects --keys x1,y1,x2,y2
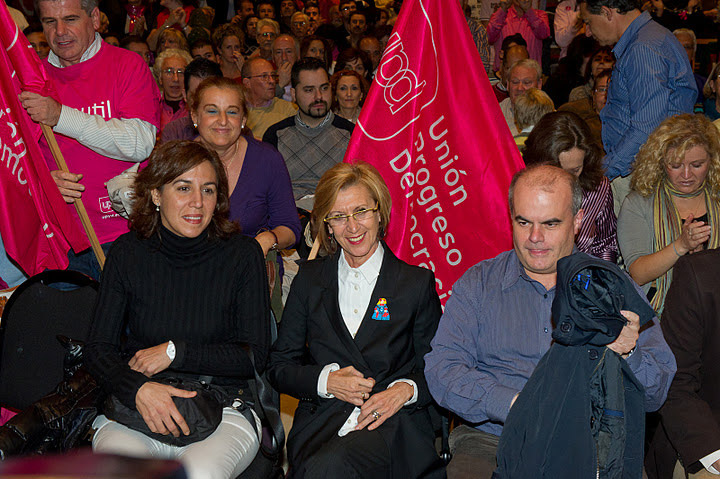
[
  {"x1": 257, "y1": 18, "x2": 281, "y2": 35},
  {"x1": 513, "y1": 88, "x2": 555, "y2": 130},
  {"x1": 508, "y1": 164, "x2": 583, "y2": 216},
  {"x1": 153, "y1": 48, "x2": 193, "y2": 85},
  {"x1": 673, "y1": 28, "x2": 696, "y2": 54},
  {"x1": 36, "y1": 0, "x2": 98, "y2": 16},
  {"x1": 507, "y1": 58, "x2": 542, "y2": 83}
]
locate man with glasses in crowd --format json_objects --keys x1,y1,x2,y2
[
  {"x1": 252, "y1": 18, "x2": 280, "y2": 62},
  {"x1": 243, "y1": 57, "x2": 297, "y2": 139},
  {"x1": 19, "y1": 0, "x2": 159, "y2": 280}
]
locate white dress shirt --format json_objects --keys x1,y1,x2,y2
[{"x1": 314, "y1": 245, "x2": 418, "y2": 435}]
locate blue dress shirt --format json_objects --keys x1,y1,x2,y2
[
  {"x1": 424, "y1": 249, "x2": 676, "y2": 437},
  {"x1": 600, "y1": 11, "x2": 696, "y2": 179}
]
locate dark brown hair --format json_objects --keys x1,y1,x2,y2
[
  {"x1": 129, "y1": 140, "x2": 240, "y2": 239},
  {"x1": 522, "y1": 111, "x2": 604, "y2": 191}
]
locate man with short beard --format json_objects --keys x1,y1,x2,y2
[{"x1": 263, "y1": 58, "x2": 354, "y2": 201}]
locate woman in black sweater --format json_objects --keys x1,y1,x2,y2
[{"x1": 85, "y1": 141, "x2": 271, "y2": 478}]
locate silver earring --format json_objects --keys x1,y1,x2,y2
[{"x1": 155, "y1": 204, "x2": 160, "y2": 211}]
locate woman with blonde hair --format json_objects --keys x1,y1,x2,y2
[
  {"x1": 617, "y1": 113, "x2": 720, "y2": 314},
  {"x1": 268, "y1": 161, "x2": 446, "y2": 478}
]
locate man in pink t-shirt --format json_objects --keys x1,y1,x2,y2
[
  {"x1": 19, "y1": 0, "x2": 160, "y2": 279},
  {"x1": 487, "y1": 0, "x2": 551, "y2": 72}
]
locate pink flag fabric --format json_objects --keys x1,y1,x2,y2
[
  {"x1": 0, "y1": 1, "x2": 90, "y2": 276},
  {"x1": 344, "y1": 0, "x2": 525, "y2": 305}
]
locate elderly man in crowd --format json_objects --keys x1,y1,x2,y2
[
  {"x1": 499, "y1": 58, "x2": 542, "y2": 136},
  {"x1": 252, "y1": 18, "x2": 280, "y2": 61},
  {"x1": 154, "y1": 48, "x2": 192, "y2": 133},
  {"x1": 425, "y1": 165, "x2": 676, "y2": 479},
  {"x1": 263, "y1": 57, "x2": 354, "y2": 202},
  {"x1": 19, "y1": 0, "x2": 159, "y2": 280},
  {"x1": 161, "y1": 58, "x2": 223, "y2": 143},
  {"x1": 491, "y1": 41, "x2": 529, "y2": 103},
  {"x1": 359, "y1": 35, "x2": 382, "y2": 78},
  {"x1": 488, "y1": 0, "x2": 550, "y2": 71},
  {"x1": 243, "y1": 57, "x2": 297, "y2": 139},
  {"x1": 273, "y1": 34, "x2": 300, "y2": 102}
]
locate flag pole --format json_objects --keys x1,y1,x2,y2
[{"x1": 40, "y1": 124, "x2": 106, "y2": 270}]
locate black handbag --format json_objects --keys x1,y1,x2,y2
[{"x1": 103, "y1": 377, "x2": 235, "y2": 447}]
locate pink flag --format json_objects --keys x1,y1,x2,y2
[
  {"x1": 344, "y1": 0, "x2": 525, "y2": 305},
  {"x1": 0, "y1": 1, "x2": 90, "y2": 276}
]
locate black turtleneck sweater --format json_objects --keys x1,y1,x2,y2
[{"x1": 85, "y1": 226, "x2": 271, "y2": 410}]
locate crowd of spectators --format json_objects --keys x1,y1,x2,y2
[{"x1": 3, "y1": 0, "x2": 720, "y2": 477}]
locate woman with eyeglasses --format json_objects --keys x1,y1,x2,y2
[
  {"x1": 268, "y1": 161, "x2": 446, "y2": 479},
  {"x1": 190, "y1": 77, "x2": 300, "y2": 313},
  {"x1": 154, "y1": 48, "x2": 193, "y2": 133}
]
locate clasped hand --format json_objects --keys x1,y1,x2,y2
[
  {"x1": 677, "y1": 215, "x2": 710, "y2": 255},
  {"x1": 607, "y1": 310, "x2": 640, "y2": 357}
]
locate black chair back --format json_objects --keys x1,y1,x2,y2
[{"x1": 0, "y1": 270, "x2": 98, "y2": 410}]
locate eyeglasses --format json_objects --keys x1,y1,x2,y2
[
  {"x1": 292, "y1": 21, "x2": 307, "y2": 26},
  {"x1": 162, "y1": 68, "x2": 185, "y2": 77},
  {"x1": 324, "y1": 205, "x2": 379, "y2": 227},
  {"x1": 594, "y1": 87, "x2": 608, "y2": 92},
  {"x1": 259, "y1": 31, "x2": 277, "y2": 38},
  {"x1": 247, "y1": 72, "x2": 279, "y2": 81}
]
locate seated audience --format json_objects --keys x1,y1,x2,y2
[
  {"x1": 617, "y1": 113, "x2": 720, "y2": 315},
  {"x1": 268, "y1": 161, "x2": 446, "y2": 479},
  {"x1": 190, "y1": 77, "x2": 300, "y2": 256},
  {"x1": 273, "y1": 34, "x2": 300, "y2": 101},
  {"x1": 703, "y1": 63, "x2": 720, "y2": 121},
  {"x1": 492, "y1": 42, "x2": 529, "y2": 103},
  {"x1": 523, "y1": 111, "x2": 617, "y2": 261},
  {"x1": 23, "y1": 26, "x2": 50, "y2": 60},
  {"x1": 86, "y1": 140, "x2": 271, "y2": 478},
  {"x1": 161, "y1": 58, "x2": 223, "y2": 143},
  {"x1": 242, "y1": 57, "x2": 298, "y2": 139},
  {"x1": 334, "y1": 47, "x2": 373, "y2": 82},
  {"x1": 120, "y1": 35, "x2": 151, "y2": 66},
  {"x1": 242, "y1": 15, "x2": 260, "y2": 55},
  {"x1": 154, "y1": 48, "x2": 193, "y2": 133},
  {"x1": 212, "y1": 23, "x2": 244, "y2": 80},
  {"x1": 487, "y1": 0, "x2": 550, "y2": 71},
  {"x1": 500, "y1": 58, "x2": 542, "y2": 136},
  {"x1": 301, "y1": 34, "x2": 332, "y2": 69},
  {"x1": 189, "y1": 38, "x2": 218, "y2": 62},
  {"x1": 424, "y1": 164, "x2": 676, "y2": 479},
  {"x1": 512, "y1": 87, "x2": 554, "y2": 146},
  {"x1": 543, "y1": 35, "x2": 596, "y2": 107},
  {"x1": 147, "y1": 0, "x2": 194, "y2": 51},
  {"x1": 156, "y1": 28, "x2": 190, "y2": 55},
  {"x1": 253, "y1": 18, "x2": 280, "y2": 61},
  {"x1": 559, "y1": 68, "x2": 611, "y2": 149},
  {"x1": 291, "y1": 11, "x2": 311, "y2": 40},
  {"x1": 568, "y1": 45, "x2": 614, "y2": 103},
  {"x1": 330, "y1": 69, "x2": 368, "y2": 124}
]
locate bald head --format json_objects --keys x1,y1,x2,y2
[{"x1": 509, "y1": 165, "x2": 581, "y2": 216}]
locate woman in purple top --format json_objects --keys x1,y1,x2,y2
[
  {"x1": 522, "y1": 111, "x2": 617, "y2": 262},
  {"x1": 190, "y1": 77, "x2": 300, "y2": 254}
]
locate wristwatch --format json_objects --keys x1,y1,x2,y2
[{"x1": 166, "y1": 340, "x2": 176, "y2": 361}]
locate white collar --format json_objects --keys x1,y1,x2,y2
[
  {"x1": 338, "y1": 242, "x2": 384, "y2": 285},
  {"x1": 48, "y1": 32, "x2": 102, "y2": 68}
]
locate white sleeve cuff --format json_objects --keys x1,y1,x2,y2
[
  {"x1": 317, "y1": 363, "x2": 340, "y2": 398},
  {"x1": 700, "y1": 450, "x2": 720, "y2": 474},
  {"x1": 388, "y1": 379, "x2": 418, "y2": 406}
]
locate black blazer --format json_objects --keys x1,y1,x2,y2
[
  {"x1": 268, "y1": 245, "x2": 445, "y2": 478},
  {"x1": 648, "y1": 249, "x2": 720, "y2": 478}
]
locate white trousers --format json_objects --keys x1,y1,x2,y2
[{"x1": 92, "y1": 407, "x2": 261, "y2": 479}]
